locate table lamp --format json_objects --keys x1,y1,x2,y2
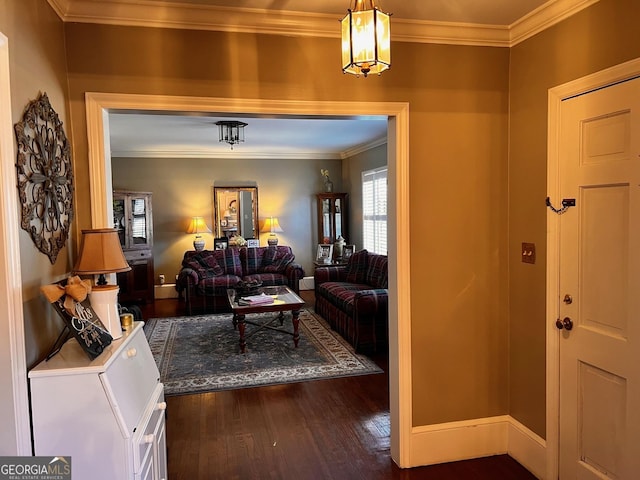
[
  {"x1": 261, "y1": 216, "x2": 283, "y2": 246},
  {"x1": 186, "y1": 216, "x2": 211, "y2": 251},
  {"x1": 73, "y1": 228, "x2": 131, "y2": 339}
]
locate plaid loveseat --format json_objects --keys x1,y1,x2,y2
[
  {"x1": 314, "y1": 249, "x2": 388, "y2": 352},
  {"x1": 176, "y1": 246, "x2": 305, "y2": 314}
]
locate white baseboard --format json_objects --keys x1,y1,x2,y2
[
  {"x1": 507, "y1": 417, "x2": 546, "y2": 480},
  {"x1": 299, "y1": 276, "x2": 314, "y2": 291},
  {"x1": 411, "y1": 416, "x2": 510, "y2": 466},
  {"x1": 410, "y1": 415, "x2": 545, "y2": 479},
  {"x1": 154, "y1": 283, "x2": 179, "y2": 299}
]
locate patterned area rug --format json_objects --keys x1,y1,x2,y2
[{"x1": 144, "y1": 309, "x2": 382, "y2": 396}]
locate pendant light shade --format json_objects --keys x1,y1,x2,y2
[
  {"x1": 216, "y1": 120, "x2": 247, "y2": 149},
  {"x1": 341, "y1": 0, "x2": 391, "y2": 77}
]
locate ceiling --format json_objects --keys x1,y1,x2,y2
[
  {"x1": 81, "y1": 0, "x2": 593, "y2": 159},
  {"x1": 108, "y1": 113, "x2": 389, "y2": 160},
  {"x1": 137, "y1": 0, "x2": 549, "y2": 26},
  {"x1": 50, "y1": 0, "x2": 596, "y2": 47}
]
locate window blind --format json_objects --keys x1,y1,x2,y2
[{"x1": 362, "y1": 167, "x2": 387, "y2": 255}]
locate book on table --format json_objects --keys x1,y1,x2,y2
[{"x1": 238, "y1": 292, "x2": 274, "y2": 306}]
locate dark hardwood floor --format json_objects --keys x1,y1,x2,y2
[{"x1": 140, "y1": 295, "x2": 537, "y2": 480}]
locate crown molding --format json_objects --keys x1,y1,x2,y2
[
  {"x1": 109, "y1": 133, "x2": 387, "y2": 160},
  {"x1": 341, "y1": 136, "x2": 387, "y2": 159},
  {"x1": 510, "y1": 0, "x2": 602, "y2": 46},
  {"x1": 48, "y1": 0, "x2": 601, "y2": 48},
  {"x1": 46, "y1": 0, "x2": 68, "y2": 18},
  {"x1": 110, "y1": 149, "x2": 345, "y2": 160}
]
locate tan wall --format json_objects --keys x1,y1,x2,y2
[
  {"x1": 0, "y1": 0, "x2": 71, "y2": 370},
  {"x1": 111, "y1": 156, "x2": 345, "y2": 280},
  {"x1": 508, "y1": 0, "x2": 640, "y2": 437},
  {"x1": 64, "y1": 24, "x2": 510, "y2": 427}
]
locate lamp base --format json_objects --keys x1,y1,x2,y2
[
  {"x1": 267, "y1": 235, "x2": 278, "y2": 246},
  {"x1": 89, "y1": 285, "x2": 122, "y2": 339},
  {"x1": 193, "y1": 236, "x2": 205, "y2": 251}
]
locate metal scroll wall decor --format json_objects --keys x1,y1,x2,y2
[{"x1": 14, "y1": 92, "x2": 74, "y2": 264}]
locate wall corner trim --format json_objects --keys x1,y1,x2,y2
[
  {"x1": 508, "y1": 417, "x2": 547, "y2": 479},
  {"x1": 409, "y1": 416, "x2": 545, "y2": 478}
]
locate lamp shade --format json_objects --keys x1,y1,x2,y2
[
  {"x1": 186, "y1": 216, "x2": 211, "y2": 234},
  {"x1": 341, "y1": 0, "x2": 391, "y2": 77},
  {"x1": 73, "y1": 229, "x2": 129, "y2": 340},
  {"x1": 260, "y1": 217, "x2": 284, "y2": 234},
  {"x1": 73, "y1": 229, "x2": 131, "y2": 276}
]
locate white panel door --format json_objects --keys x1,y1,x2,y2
[{"x1": 559, "y1": 77, "x2": 640, "y2": 479}]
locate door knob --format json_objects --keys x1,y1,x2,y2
[
  {"x1": 555, "y1": 317, "x2": 573, "y2": 331},
  {"x1": 563, "y1": 294, "x2": 573, "y2": 304}
]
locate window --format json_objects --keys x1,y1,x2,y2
[{"x1": 362, "y1": 167, "x2": 387, "y2": 255}]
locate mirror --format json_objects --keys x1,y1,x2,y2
[{"x1": 213, "y1": 186, "x2": 259, "y2": 240}]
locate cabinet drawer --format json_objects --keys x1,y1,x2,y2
[
  {"x1": 125, "y1": 249, "x2": 152, "y2": 262},
  {"x1": 100, "y1": 327, "x2": 160, "y2": 433},
  {"x1": 134, "y1": 385, "x2": 166, "y2": 476}
]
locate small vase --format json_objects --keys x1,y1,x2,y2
[
  {"x1": 334, "y1": 235, "x2": 345, "y2": 259},
  {"x1": 324, "y1": 179, "x2": 334, "y2": 192}
]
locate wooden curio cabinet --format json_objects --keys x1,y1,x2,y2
[
  {"x1": 113, "y1": 190, "x2": 155, "y2": 303},
  {"x1": 316, "y1": 193, "x2": 348, "y2": 244}
]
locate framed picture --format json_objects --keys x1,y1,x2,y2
[
  {"x1": 316, "y1": 244, "x2": 333, "y2": 264},
  {"x1": 246, "y1": 238, "x2": 260, "y2": 248},
  {"x1": 214, "y1": 237, "x2": 228, "y2": 250},
  {"x1": 343, "y1": 244, "x2": 355, "y2": 260}
]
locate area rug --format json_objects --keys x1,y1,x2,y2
[{"x1": 143, "y1": 309, "x2": 382, "y2": 396}]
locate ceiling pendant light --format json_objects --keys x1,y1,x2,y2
[
  {"x1": 341, "y1": 0, "x2": 391, "y2": 77},
  {"x1": 216, "y1": 120, "x2": 248, "y2": 149}
]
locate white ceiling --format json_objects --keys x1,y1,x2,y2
[
  {"x1": 94, "y1": 0, "x2": 592, "y2": 159},
  {"x1": 109, "y1": 113, "x2": 389, "y2": 160}
]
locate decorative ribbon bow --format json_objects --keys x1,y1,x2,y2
[{"x1": 41, "y1": 276, "x2": 92, "y2": 316}]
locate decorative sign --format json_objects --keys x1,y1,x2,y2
[
  {"x1": 14, "y1": 92, "x2": 74, "y2": 264},
  {"x1": 41, "y1": 278, "x2": 112, "y2": 360}
]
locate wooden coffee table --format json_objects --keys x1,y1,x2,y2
[{"x1": 226, "y1": 285, "x2": 305, "y2": 353}]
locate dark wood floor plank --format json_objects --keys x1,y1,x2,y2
[{"x1": 140, "y1": 296, "x2": 536, "y2": 480}]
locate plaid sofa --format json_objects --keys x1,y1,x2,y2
[
  {"x1": 176, "y1": 246, "x2": 305, "y2": 314},
  {"x1": 314, "y1": 249, "x2": 388, "y2": 352}
]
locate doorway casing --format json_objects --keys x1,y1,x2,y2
[
  {"x1": 84, "y1": 92, "x2": 412, "y2": 466},
  {"x1": 0, "y1": 30, "x2": 31, "y2": 456}
]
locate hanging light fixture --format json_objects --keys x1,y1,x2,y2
[
  {"x1": 341, "y1": 0, "x2": 391, "y2": 77},
  {"x1": 216, "y1": 120, "x2": 248, "y2": 149}
]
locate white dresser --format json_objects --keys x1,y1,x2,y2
[{"x1": 29, "y1": 322, "x2": 167, "y2": 480}]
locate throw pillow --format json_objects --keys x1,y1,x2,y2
[
  {"x1": 201, "y1": 254, "x2": 224, "y2": 276},
  {"x1": 345, "y1": 249, "x2": 369, "y2": 284},
  {"x1": 258, "y1": 247, "x2": 279, "y2": 272},
  {"x1": 262, "y1": 252, "x2": 295, "y2": 273},
  {"x1": 182, "y1": 259, "x2": 204, "y2": 275},
  {"x1": 262, "y1": 247, "x2": 278, "y2": 266},
  {"x1": 183, "y1": 252, "x2": 224, "y2": 277}
]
